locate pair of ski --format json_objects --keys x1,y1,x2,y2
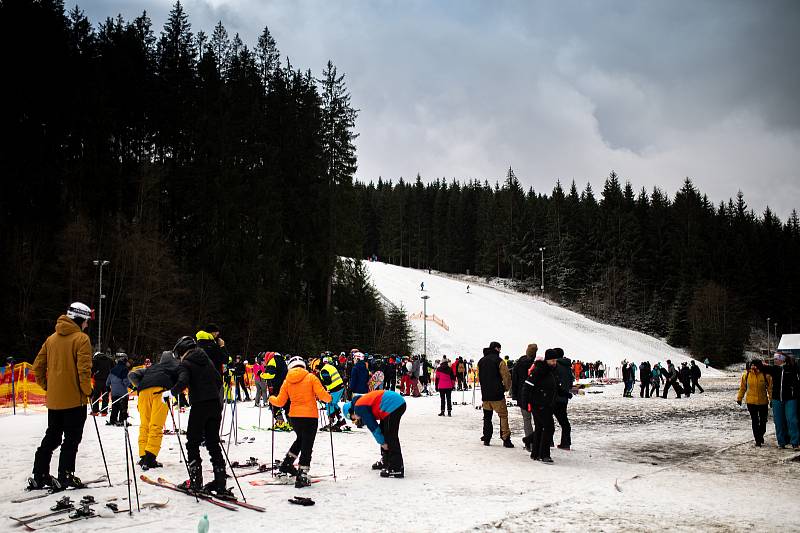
[
  {"x1": 139, "y1": 475, "x2": 264, "y2": 512},
  {"x1": 11, "y1": 498, "x2": 169, "y2": 531},
  {"x1": 248, "y1": 475, "x2": 326, "y2": 486},
  {"x1": 12, "y1": 476, "x2": 109, "y2": 503}
]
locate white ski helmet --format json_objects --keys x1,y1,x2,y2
[
  {"x1": 353, "y1": 352, "x2": 365, "y2": 361},
  {"x1": 66, "y1": 302, "x2": 92, "y2": 322},
  {"x1": 287, "y1": 356, "x2": 306, "y2": 370}
]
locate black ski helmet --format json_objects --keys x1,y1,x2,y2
[{"x1": 173, "y1": 335, "x2": 197, "y2": 358}]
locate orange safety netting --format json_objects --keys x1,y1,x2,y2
[{"x1": 0, "y1": 362, "x2": 47, "y2": 409}]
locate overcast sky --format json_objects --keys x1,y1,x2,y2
[{"x1": 79, "y1": 0, "x2": 800, "y2": 218}]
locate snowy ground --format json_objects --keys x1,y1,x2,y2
[
  {"x1": 363, "y1": 261, "x2": 722, "y2": 377},
  {"x1": 2, "y1": 377, "x2": 799, "y2": 532}
]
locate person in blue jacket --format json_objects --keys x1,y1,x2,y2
[
  {"x1": 343, "y1": 389, "x2": 406, "y2": 478},
  {"x1": 349, "y1": 352, "x2": 370, "y2": 394},
  {"x1": 106, "y1": 352, "x2": 131, "y2": 426}
]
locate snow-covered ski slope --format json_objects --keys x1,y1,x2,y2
[{"x1": 364, "y1": 260, "x2": 722, "y2": 376}]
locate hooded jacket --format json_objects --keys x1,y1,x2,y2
[
  {"x1": 92, "y1": 352, "x2": 114, "y2": 385},
  {"x1": 349, "y1": 360, "x2": 370, "y2": 394},
  {"x1": 435, "y1": 363, "x2": 455, "y2": 391},
  {"x1": 478, "y1": 347, "x2": 511, "y2": 402},
  {"x1": 195, "y1": 330, "x2": 227, "y2": 377},
  {"x1": 171, "y1": 347, "x2": 223, "y2": 404},
  {"x1": 554, "y1": 357, "x2": 574, "y2": 404},
  {"x1": 106, "y1": 361, "x2": 131, "y2": 397},
  {"x1": 269, "y1": 367, "x2": 331, "y2": 418},
  {"x1": 511, "y1": 354, "x2": 535, "y2": 406},
  {"x1": 32, "y1": 315, "x2": 92, "y2": 410},
  {"x1": 128, "y1": 351, "x2": 179, "y2": 392},
  {"x1": 524, "y1": 360, "x2": 558, "y2": 409}
]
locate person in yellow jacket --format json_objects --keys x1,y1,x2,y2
[
  {"x1": 128, "y1": 351, "x2": 180, "y2": 469},
  {"x1": 29, "y1": 303, "x2": 93, "y2": 491},
  {"x1": 736, "y1": 359, "x2": 773, "y2": 447},
  {"x1": 318, "y1": 357, "x2": 347, "y2": 431},
  {"x1": 269, "y1": 356, "x2": 331, "y2": 488}
]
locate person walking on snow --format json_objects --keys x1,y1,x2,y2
[
  {"x1": 639, "y1": 361, "x2": 651, "y2": 398},
  {"x1": 679, "y1": 362, "x2": 692, "y2": 398},
  {"x1": 512, "y1": 344, "x2": 537, "y2": 451},
  {"x1": 435, "y1": 359, "x2": 455, "y2": 416},
  {"x1": 762, "y1": 353, "x2": 799, "y2": 449},
  {"x1": 689, "y1": 360, "x2": 704, "y2": 393},
  {"x1": 736, "y1": 360, "x2": 772, "y2": 447},
  {"x1": 343, "y1": 390, "x2": 407, "y2": 478},
  {"x1": 167, "y1": 335, "x2": 230, "y2": 496},
  {"x1": 128, "y1": 350, "x2": 179, "y2": 469},
  {"x1": 478, "y1": 341, "x2": 513, "y2": 448},
  {"x1": 662, "y1": 360, "x2": 683, "y2": 399},
  {"x1": 524, "y1": 349, "x2": 559, "y2": 463},
  {"x1": 29, "y1": 302, "x2": 93, "y2": 491},
  {"x1": 650, "y1": 363, "x2": 663, "y2": 398},
  {"x1": 269, "y1": 356, "x2": 332, "y2": 487},
  {"x1": 553, "y1": 348, "x2": 574, "y2": 450}
]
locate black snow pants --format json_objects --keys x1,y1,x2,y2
[
  {"x1": 33, "y1": 406, "x2": 87, "y2": 476},
  {"x1": 185, "y1": 399, "x2": 225, "y2": 469},
  {"x1": 747, "y1": 403, "x2": 768, "y2": 445},
  {"x1": 531, "y1": 405, "x2": 554, "y2": 460},
  {"x1": 553, "y1": 402, "x2": 571, "y2": 447},
  {"x1": 288, "y1": 417, "x2": 318, "y2": 468},
  {"x1": 380, "y1": 403, "x2": 406, "y2": 470}
]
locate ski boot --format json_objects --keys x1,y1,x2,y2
[
  {"x1": 27, "y1": 472, "x2": 61, "y2": 491},
  {"x1": 68, "y1": 502, "x2": 94, "y2": 520},
  {"x1": 50, "y1": 496, "x2": 73, "y2": 511},
  {"x1": 279, "y1": 453, "x2": 299, "y2": 476},
  {"x1": 372, "y1": 450, "x2": 388, "y2": 470},
  {"x1": 143, "y1": 451, "x2": 163, "y2": 470},
  {"x1": 57, "y1": 472, "x2": 84, "y2": 490},
  {"x1": 80, "y1": 495, "x2": 96, "y2": 505},
  {"x1": 295, "y1": 467, "x2": 312, "y2": 488},
  {"x1": 380, "y1": 466, "x2": 404, "y2": 478},
  {"x1": 182, "y1": 460, "x2": 203, "y2": 491},
  {"x1": 204, "y1": 465, "x2": 234, "y2": 498}
]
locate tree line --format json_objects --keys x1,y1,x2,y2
[
  {"x1": 0, "y1": 0, "x2": 411, "y2": 360},
  {"x1": 352, "y1": 170, "x2": 800, "y2": 365}
]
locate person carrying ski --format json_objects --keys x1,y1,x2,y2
[
  {"x1": 128, "y1": 350, "x2": 179, "y2": 469},
  {"x1": 167, "y1": 335, "x2": 230, "y2": 496},
  {"x1": 343, "y1": 390, "x2": 407, "y2": 478},
  {"x1": 106, "y1": 352, "x2": 131, "y2": 426},
  {"x1": 269, "y1": 356, "x2": 332, "y2": 487},
  {"x1": 478, "y1": 341, "x2": 513, "y2": 448},
  {"x1": 29, "y1": 302, "x2": 93, "y2": 491},
  {"x1": 318, "y1": 357, "x2": 347, "y2": 430}
]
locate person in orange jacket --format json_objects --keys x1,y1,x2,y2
[{"x1": 269, "y1": 356, "x2": 332, "y2": 488}]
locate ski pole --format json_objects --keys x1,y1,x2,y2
[
  {"x1": 167, "y1": 399, "x2": 198, "y2": 502},
  {"x1": 124, "y1": 419, "x2": 132, "y2": 515},
  {"x1": 322, "y1": 404, "x2": 336, "y2": 482},
  {"x1": 124, "y1": 423, "x2": 141, "y2": 512},
  {"x1": 89, "y1": 405, "x2": 112, "y2": 487},
  {"x1": 270, "y1": 407, "x2": 275, "y2": 478},
  {"x1": 219, "y1": 438, "x2": 246, "y2": 502}
]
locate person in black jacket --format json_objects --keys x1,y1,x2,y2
[
  {"x1": 689, "y1": 361, "x2": 704, "y2": 393},
  {"x1": 553, "y1": 348, "x2": 574, "y2": 450},
  {"x1": 90, "y1": 352, "x2": 113, "y2": 416},
  {"x1": 679, "y1": 362, "x2": 692, "y2": 398},
  {"x1": 511, "y1": 344, "x2": 537, "y2": 451},
  {"x1": 639, "y1": 361, "x2": 651, "y2": 398},
  {"x1": 167, "y1": 336, "x2": 230, "y2": 496},
  {"x1": 662, "y1": 360, "x2": 682, "y2": 399},
  {"x1": 383, "y1": 356, "x2": 397, "y2": 391},
  {"x1": 233, "y1": 355, "x2": 251, "y2": 402},
  {"x1": 478, "y1": 341, "x2": 513, "y2": 448},
  {"x1": 195, "y1": 324, "x2": 228, "y2": 377},
  {"x1": 524, "y1": 349, "x2": 559, "y2": 463},
  {"x1": 762, "y1": 353, "x2": 799, "y2": 449}
]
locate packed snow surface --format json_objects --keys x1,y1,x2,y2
[
  {"x1": 364, "y1": 260, "x2": 723, "y2": 376},
  {"x1": 2, "y1": 378, "x2": 799, "y2": 532}
]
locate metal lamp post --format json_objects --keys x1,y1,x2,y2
[
  {"x1": 421, "y1": 295, "x2": 430, "y2": 358},
  {"x1": 539, "y1": 247, "x2": 546, "y2": 294},
  {"x1": 93, "y1": 260, "x2": 110, "y2": 352},
  {"x1": 774, "y1": 322, "x2": 778, "y2": 351},
  {"x1": 767, "y1": 317, "x2": 771, "y2": 354}
]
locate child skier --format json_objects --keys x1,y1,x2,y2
[
  {"x1": 269, "y1": 356, "x2": 332, "y2": 487},
  {"x1": 343, "y1": 389, "x2": 407, "y2": 478},
  {"x1": 167, "y1": 335, "x2": 230, "y2": 496}
]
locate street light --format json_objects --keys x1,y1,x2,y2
[
  {"x1": 774, "y1": 322, "x2": 779, "y2": 351},
  {"x1": 539, "y1": 247, "x2": 546, "y2": 294},
  {"x1": 421, "y1": 295, "x2": 430, "y2": 358},
  {"x1": 93, "y1": 260, "x2": 110, "y2": 353},
  {"x1": 767, "y1": 317, "x2": 770, "y2": 354}
]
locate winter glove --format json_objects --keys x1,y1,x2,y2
[
  {"x1": 162, "y1": 390, "x2": 173, "y2": 402},
  {"x1": 736, "y1": 399, "x2": 742, "y2": 406}
]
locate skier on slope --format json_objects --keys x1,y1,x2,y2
[
  {"x1": 343, "y1": 389, "x2": 407, "y2": 478},
  {"x1": 29, "y1": 302, "x2": 93, "y2": 491},
  {"x1": 127, "y1": 350, "x2": 180, "y2": 470},
  {"x1": 167, "y1": 335, "x2": 232, "y2": 497},
  {"x1": 269, "y1": 356, "x2": 332, "y2": 487}
]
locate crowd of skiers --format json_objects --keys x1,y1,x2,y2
[{"x1": 619, "y1": 359, "x2": 705, "y2": 399}]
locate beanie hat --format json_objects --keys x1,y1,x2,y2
[
  {"x1": 342, "y1": 395, "x2": 361, "y2": 420},
  {"x1": 544, "y1": 349, "x2": 559, "y2": 361},
  {"x1": 488, "y1": 341, "x2": 501, "y2": 351},
  {"x1": 526, "y1": 344, "x2": 538, "y2": 358},
  {"x1": 204, "y1": 323, "x2": 220, "y2": 334}
]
